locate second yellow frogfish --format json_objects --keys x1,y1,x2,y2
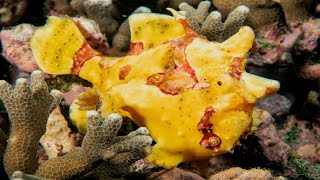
[{"x1": 30, "y1": 10, "x2": 280, "y2": 168}]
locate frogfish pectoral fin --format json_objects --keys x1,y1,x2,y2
[{"x1": 31, "y1": 16, "x2": 99, "y2": 75}]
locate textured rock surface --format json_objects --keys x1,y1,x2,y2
[
  {"x1": 280, "y1": 116, "x2": 320, "y2": 151},
  {"x1": 235, "y1": 110, "x2": 291, "y2": 167},
  {"x1": 44, "y1": 0, "x2": 75, "y2": 16},
  {"x1": 62, "y1": 84, "x2": 85, "y2": 106},
  {"x1": 253, "y1": 110, "x2": 291, "y2": 166},
  {"x1": 40, "y1": 107, "x2": 78, "y2": 159},
  {"x1": 0, "y1": 0, "x2": 28, "y2": 26},
  {"x1": 152, "y1": 167, "x2": 205, "y2": 180},
  {"x1": 257, "y1": 94, "x2": 292, "y2": 117},
  {"x1": 297, "y1": 143, "x2": 320, "y2": 163},
  {"x1": 209, "y1": 167, "x2": 281, "y2": 180},
  {"x1": 73, "y1": 17, "x2": 109, "y2": 54},
  {"x1": 208, "y1": 155, "x2": 237, "y2": 176},
  {"x1": 0, "y1": 24, "x2": 38, "y2": 73}
]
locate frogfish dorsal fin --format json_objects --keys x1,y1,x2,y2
[
  {"x1": 31, "y1": 16, "x2": 97, "y2": 75},
  {"x1": 129, "y1": 13, "x2": 187, "y2": 52}
]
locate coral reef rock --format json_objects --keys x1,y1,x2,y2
[
  {"x1": 0, "y1": 24, "x2": 38, "y2": 73},
  {"x1": 235, "y1": 109, "x2": 291, "y2": 167},
  {"x1": 40, "y1": 107, "x2": 78, "y2": 159},
  {"x1": 209, "y1": 167, "x2": 283, "y2": 180},
  {"x1": 297, "y1": 143, "x2": 320, "y2": 163},
  {"x1": 257, "y1": 94, "x2": 292, "y2": 117},
  {"x1": 208, "y1": 154, "x2": 237, "y2": 176},
  {"x1": 72, "y1": 16, "x2": 110, "y2": 54},
  {"x1": 0, "y1": 0, "x2": 28, "y2": 26},
  {"x1": 45, "y1": 0, "x2": 76, "y2": 16},
  {"x1": 252, "y1": 110, "x2": 291, "y2": 166},
  {"x1": 62, "y1": 84, "x2": 85, "y2": 106},
  {"x1": 152, "y1": 167, "x2": 205, "y2": 180}
]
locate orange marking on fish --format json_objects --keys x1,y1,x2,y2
[{"x1": 71, "y1": 42, "x2": 100, "y2": 74}]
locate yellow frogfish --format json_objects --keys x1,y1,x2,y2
[{"x1": 30, "y1": 10, "x2": 280, "y2": 168}]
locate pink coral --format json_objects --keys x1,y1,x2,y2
[
  {"x1": 249, "y1": 19, "x2": 320, "y2": 66},
  {"x1": 0, "y1": 24, "x2": 39, "y2": 73},
  {"x1": 62, "y1": 84, "x2": 85, "y2": 106},
  {"x1": 298, "y1": 19, "x2": 320, "y2": 52},
  {"x1": 250, "y1": 26, "x2": 297, "y2": 66}
]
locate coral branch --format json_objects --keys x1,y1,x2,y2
[
  {"x1": 179, "y1": 2, "x2": 249, "y2": 42},
  {"x1": 34, "y1": 112, "x2": 152, "y2": 179},
  {"x1": 0, "y1": 70, "x2": 152, "y2": 178},
  {"x1": 0, "y1": 71, "x2": 63, "y2": 176}
]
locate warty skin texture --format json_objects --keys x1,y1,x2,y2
[{"x1": 30, "y1": 10, "x2": 280, "y2": 168}]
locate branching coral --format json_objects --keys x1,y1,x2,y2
[
  {"x1": 0, "y1": 24, "x2": 39, "y2": 73},
  {"x1": 82, "y1": 128, "x2": 152, "y2": 179},
  {"x1": 70, "y1": 0, "x2": 120, "y2": 38},
  {"x1": 213, "y1": 0, "x2": 283, "y2": 30},
  {"x1": 0, "y1": 70, "x2": 62, "y2": 176},
  {"x1": 34, "y1": 112, "x2": 152, "y2": 179},
  {"x1": 179, "y1": 1, "x2": 249, "y2": 42},
  {"x1": 0, "y1": 71, "x2": 152, "y2": 179}
]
